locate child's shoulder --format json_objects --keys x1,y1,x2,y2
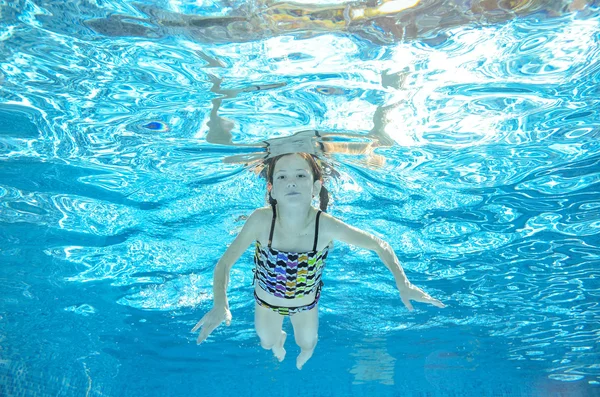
[
  {"x1": 318, "y1": 211, "x2": 345, "y2": 233},
  {"x1": 248, "y1": 206, "x2": 272, "y2": 223},
  {"x1": 240, "y1": 207, "x2": 271, "y2": 238}
]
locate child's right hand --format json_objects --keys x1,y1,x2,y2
[{"x1": 191, "y1": 305, "x2": 232, "y2": 344}]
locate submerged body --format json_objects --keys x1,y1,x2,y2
[
  {"x1": 253, "y1": 206, "x2": 329, "y2": 315},
  {"x1": 192, "y1": 153, "x2": 445, "y2": 369},
  {"x1": 251, "y1": 205, "x2": 331, "y2": 366}
]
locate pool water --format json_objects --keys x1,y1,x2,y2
[{"x1": 1, "y1": 1, "x2": 599, "y2": 396}]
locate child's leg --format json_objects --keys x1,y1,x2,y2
[
  {"x1": 290, "y1": 304, "x2": 319, "y2": 370},
  {"x1": 254, "y1": 303, "x2": 287, "y2": 362}
]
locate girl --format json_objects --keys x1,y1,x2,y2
[{"x1": 192, "y1": 152, "x2": 445, "y2": 370}]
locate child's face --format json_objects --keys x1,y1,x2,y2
[{"x1": 270, "y1": 154, "x2": 321, "y2": 205}]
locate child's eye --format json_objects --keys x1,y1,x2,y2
[
  {"x1": 277, "y1": 175, "x2": 285, "y2": 179},
  {"x1": 298, "y1": 174, "x2": 306, "y2": 178}
]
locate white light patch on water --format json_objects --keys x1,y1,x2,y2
[
  {"x1": 64, "y1": 304, "x2": 97, "y2": 316},
  {"x1": 378, "y1": 0, "x2": 420, "y2": 13},
  {"x1": 264, "y1": 34, "x2": 361, "y2": 75}
]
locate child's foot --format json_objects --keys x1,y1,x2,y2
[
  {"x1": 296, "y1": 348, "x2": 314, "y2": 370},
  {"x1": 272, "y1": 331, "x2": 286, "y2": 362}
]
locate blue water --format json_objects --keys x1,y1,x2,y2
[{"x1": 1, "y1": 1, "x2": 600, "y2": 396}]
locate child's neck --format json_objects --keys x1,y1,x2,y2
[{"x1": 275, "y1": 204, "x2": 314, "y2": 232}]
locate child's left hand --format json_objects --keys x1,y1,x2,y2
[{"x1": 397, "y1": 282, "x2": 446, "y2": 311}]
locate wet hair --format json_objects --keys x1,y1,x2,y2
[{"x1": 265, "y1": 152, "x2": 330, "y2": 212}]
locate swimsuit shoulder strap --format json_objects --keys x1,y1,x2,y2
[
  {"x1": 268, "y1": 205, "x2": 276, "y2": 249},
  {"x1": 313, "y1": 210, "x2": 322, "y2": 252}
]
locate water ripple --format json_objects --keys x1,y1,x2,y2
[{"x1": 1, "y1": 0, "x2": 600, "y2": 391}]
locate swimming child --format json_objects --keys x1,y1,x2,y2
[{"x1": 191, "y1": 152, "x2": 445, "y2": 370}]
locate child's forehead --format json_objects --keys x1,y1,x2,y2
[{"x1": 274, "y1": 154, "x2": 311, "y2": 172}]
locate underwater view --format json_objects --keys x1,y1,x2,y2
[{"x1": 1, "y1": 0, "x2": 600, "y2": 396}]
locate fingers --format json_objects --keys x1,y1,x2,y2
[
  {"x1": 433, "y1": 300, "x2": 446, "y2": 308},
  {"x1": 400, "y1": 292, "x2": 446, "y2": 311},
  {"x1": 190, "y1": 317, "x2": 205, "y2": 333},
  {"x1": 191, "y1": 316, "x2": 213, "y2": 344},
  {"x1": 196, "y1": 332, "x2": 208, "y2": 345},
  {"x1": 192, "y1": 310, "x2": 233, "y2": 343},
  {"x1": 196, "y1": 324, "x2": 216, "y2": 344},
  {"x1": 418, "y1": 294, "x2": 446, "y2": 308}
]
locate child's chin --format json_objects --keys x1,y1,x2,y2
[{"x1": 282, "y1": 196, "x2": 306, "y2": 204}]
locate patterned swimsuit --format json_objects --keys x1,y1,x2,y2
[{"x1": 253, "y1": 206, "x2": 329, "y2": 316}]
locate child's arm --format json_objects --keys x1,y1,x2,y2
[
  {"x1": 323, "y1": 214, "x2": 445, "y2": 311},
  {"x1": 192, "y1": 209, "x2": 263, "y2": 344},
  {"x1": 212, "y1": 210, "x2": 262, "y2": 309}
]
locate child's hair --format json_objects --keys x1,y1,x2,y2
[{"x1": 265, "y1": 152, "x2": 330, "y2": 212}]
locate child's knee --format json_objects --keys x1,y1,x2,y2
[
  {"x1": 295, "y1": 333, "x2": 318, "y2": 351},
  {"x1": 256, "y1": 330, "x2": 278, "y2": 349},
  {"x1": 260, "y1": 339, "x2": 275, "y2": 350}
]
